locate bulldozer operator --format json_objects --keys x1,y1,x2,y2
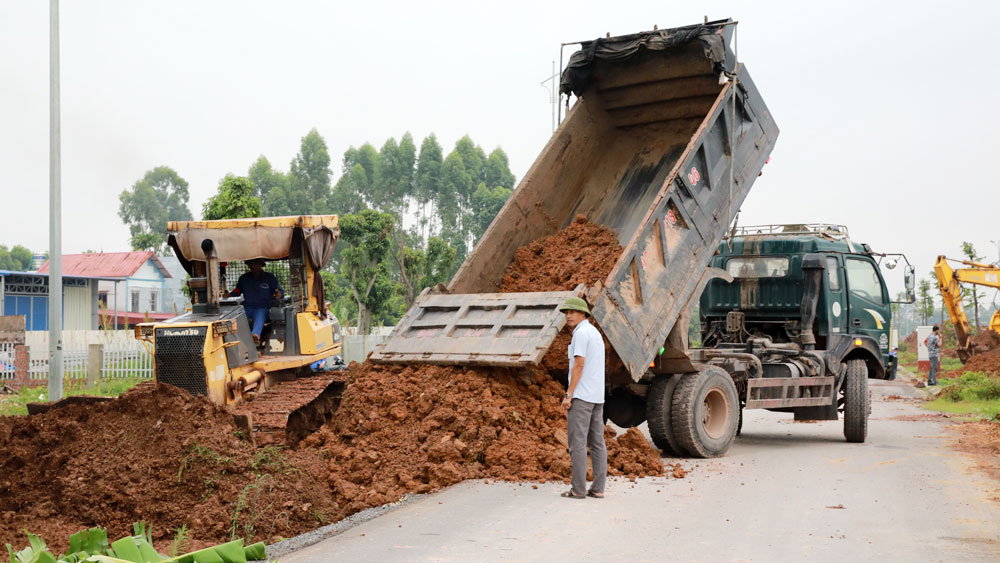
[{"x1": 224, "y1": 258, "x2": 283, "y2": 344}]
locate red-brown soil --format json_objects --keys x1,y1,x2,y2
[
  {"x1": 499, "y1": 216, "x2": 627, "y2": 379},
  {"x1": 499, "y1": 215, "x2": 623, "y2": 294},
  {"x1": 302, "y1": 362, "x2": 663, "y2": 516},
  {"x1": 0, "y1": 384, "x2": 337, "y2": 554},
  {"x1": 0, "y1": 218, "x2": 671, "y2": 552}
]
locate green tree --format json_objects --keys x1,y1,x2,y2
[
  {"x1": 328, "y1": 164, "x2": 368, "y2": 215},
  {"x1": 0, "y1": 245, "x2": 34, "y2": 271},
  {"x1": 118, "y1": 166, "x2": 193, "y2": 252},
  {"x1": 483, "y1": 147, "x2": 516, "y2": 191},
  {"x1": 439, "y1": 150, "x2": 470, "y2": 240},
  {"x1": 470, "y1": 182, "x2": 512, "y2": 243},
  {"x1": 202, "y1": 175, "x2": 262, "y2": 220},
  {"x1": 288, "y1": 128, "x2": 332, "y2": 214},
  {"x1": 960, "y1": 241, "x2": 984, "y2": 330},
  {"x1": 415, "y1": 134, "x2": 444, "y2": 242},
  {"x1": 338, "y1": 209, "x2": 398, "y2": 334},
  {"x1": 917, "y1": 278, "x2": 934, "y2": 325},
  {"x1": 393, "y1": 229, "x2": 457, "y2": 307},
  {"x1": 248, "y1": 156, "x2": 284, "y2": 199}
]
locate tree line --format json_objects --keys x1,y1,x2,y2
[{"x1": 117, "y1": 128, "x2": 516, "y2": 333}]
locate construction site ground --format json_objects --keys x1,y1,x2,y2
[{"x1": 280, "y1": 369, "x2": 1000, "y2": 563}]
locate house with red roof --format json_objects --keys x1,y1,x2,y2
[{"x1": 39, "y1": 251, "x2": 188, "y2": 327}]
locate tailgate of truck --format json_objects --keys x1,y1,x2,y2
[{"x1": 369, "y1": 290, "x2": 577, "y2": 367}]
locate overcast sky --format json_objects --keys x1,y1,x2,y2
[{"x1": 2, "y1": 0, "x2": 998, "y2": 299}]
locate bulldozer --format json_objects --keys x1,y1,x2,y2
[{"x1": 135, "y1": 215, "x2": 346, "y2": 446}]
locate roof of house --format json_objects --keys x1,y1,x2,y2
[
  {"x1": 38, "y1": 251, "x2": 172, "y2": 279},
  {"x1": 0, "y1": 269, "x2": 117, "y2": 281}
]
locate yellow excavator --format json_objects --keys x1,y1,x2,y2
[
  {"x1": 135, "y1": 215, "x2": 346, "y2": 446},
  {"x1": 933, "y1": 255, "x2": 1000, "y2": 362}
]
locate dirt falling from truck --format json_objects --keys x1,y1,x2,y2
[{"x1": 499, "y1": 215, "x2": 627, "y2": 376}]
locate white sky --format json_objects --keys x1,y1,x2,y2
[{"x1": 2, "y1": 0, "x2": 998, "y2": 300}]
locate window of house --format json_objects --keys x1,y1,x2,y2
[
  {"x1": 98, "y1": 291, "x2": 108, "y2": 308},
  {"x1": 131, "y1": 290, "x2": 140, "y2": 312},
  {"x1": 150, "y1": 291, "x2": 158, "y2": 312},
  {"x1": 845, "y1": 258, "x2": 884, "y2": 304}
]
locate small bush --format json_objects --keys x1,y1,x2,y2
[{"x1": 940, "y1": 372, "x2": 1000, "y2": 402}]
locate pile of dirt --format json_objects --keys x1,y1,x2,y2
[
  {"x1": 972, "y1": 330, "x2": 1000, "y2": 355},
  {"x1": 1, "y1": 218, "x2": 671, "y2": 551},
  {"x1": 962, "y1": 349, "x2": 1000, "y2": 374},
  {"x1": 0, "y1": 384, "x2": 337, "y2": 553},
  {"x1": 903, "y1": 330, "x2": 917, "y2": 352},
  {"x1": 302, "y1": 362, "x2": 664, "y2": 517}
]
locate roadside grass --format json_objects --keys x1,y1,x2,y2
[
  {"x1": 895, "y1": 350, "x2": 961, "y2": 372},
  {"x1": 923, "y1": 371, "x2": 1000, "y2": 419},
  {"x1": 0, "y1": 376, "x2": 149, "y2": 417}
]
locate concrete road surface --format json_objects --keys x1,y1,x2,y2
[{"x1": 282, "y1": 372, "x2": 1000, "y2": 562}]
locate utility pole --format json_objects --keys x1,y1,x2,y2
[{"x1": 48, "y1": 0, "x2": 63, "y2": 401}]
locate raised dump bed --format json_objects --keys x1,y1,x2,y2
[{"x1": 372, "y1": 19, "x2": 779, "y2": 382}]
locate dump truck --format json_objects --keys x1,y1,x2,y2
[
  {"x1": 134, "y1": 216, "x2": 347, "y2": 446},
  {"x1": 372, "y1": 20, "x2": 915, "y2": 457}
]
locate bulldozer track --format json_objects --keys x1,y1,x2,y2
[{"x1": 234, "y1": 371, "x2": 348, "y2": 448}]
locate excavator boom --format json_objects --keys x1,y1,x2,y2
[{"x1": 933, "y1": 255, "x2": 1000, "y2": 362}]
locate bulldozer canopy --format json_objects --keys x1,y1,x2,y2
[{"x1": 167, "y1": 215, "x2": 339, "y2": 274}]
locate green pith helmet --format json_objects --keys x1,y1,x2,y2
[{"x1": 558, "y1": 297, "x2": 591, "y2": 317}]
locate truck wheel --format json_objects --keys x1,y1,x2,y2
[
  {"x1": 671, "y1": 365, "x2": 739, "y2": 458},
  {"x1": 843, "y1": 359, "x2": 869, "y2": 443},
  {"x1": 646, "y1": 374, "x2": 685, "y2": 456}
]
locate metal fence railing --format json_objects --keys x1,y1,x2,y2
[{"x1": 1, "y1": 332, "x2": 153, "y2": 383}]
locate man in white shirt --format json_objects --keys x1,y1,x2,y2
[{"x1": 558, "y1": 297, "x2": 607, "y2": 499}]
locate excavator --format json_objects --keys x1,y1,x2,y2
[
  {"x1": 134, "y1": 215, "x2": 346, "y2": 446},
  {"x1": 933, "y1": 255, "x2": 1000, "y2": 362}
]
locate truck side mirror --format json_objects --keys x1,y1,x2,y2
[{"x1": 904, "y1": 265, "x2": 915, "y2": 304}]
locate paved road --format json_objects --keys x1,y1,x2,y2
[{"x1": 283, "y1": 373, "x2": 1000, "y2": 562}]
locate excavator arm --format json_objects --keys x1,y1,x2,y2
[{"x1": 934, "y1": 256, "x2": 1000, "y2": 362}]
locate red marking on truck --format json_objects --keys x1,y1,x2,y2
[{"x1": 687, "y1": 167, "x2": 701, "y2": 185}]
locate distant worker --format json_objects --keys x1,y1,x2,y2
[
  {"x1": 226, "y1": 259, "x2": 283, "y2": 343},
  {"x1": 557, "y1": 297, "x2": 607, "y2": 499},
  {"x1": 925, "y1": 325, "x2": 941, "y2": 386}
]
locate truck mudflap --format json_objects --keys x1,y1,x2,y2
[{"x1": 369, "y1": 289, "x2": 578, "y2": 367}]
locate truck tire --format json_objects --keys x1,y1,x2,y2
[
  {"x1": 843, "y1": 359, "x2": 869, "y2": 443},
  {"x1": 671, "y1": 365, "x2": 740, "y2": 458},
  {"x1": 646, "y1": 374, "x2": 685, "y2": 456}
]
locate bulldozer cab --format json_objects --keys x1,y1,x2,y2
[{"x1": 166, "y1": 215, "x2": 340, "y2": 357}]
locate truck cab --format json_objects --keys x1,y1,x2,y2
[{"x1": 699, "y1": 224, "x2": 909, "y2": 381}]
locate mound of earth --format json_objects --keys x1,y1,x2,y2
[
  {"x1": 972, "y1": 330, "x2": 1000, "y2": 355},
  {"x1": 301, "y1": 362, "x2": 664, "y2": 517},
  {"x1": 0, "y1": 384, "x2": 336, "y2": 553},
  {"x1": 963, "y1": 349, "x2": 1000, "y2": 374}
]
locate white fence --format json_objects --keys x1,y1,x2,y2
[{"x1": 1, "y1": 330, "x2": 153, "y2": 382}]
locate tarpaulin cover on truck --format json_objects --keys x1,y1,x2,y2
[{"x1": 560, "y1": 21, "x2": 732, "y2": 97}]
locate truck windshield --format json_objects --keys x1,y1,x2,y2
[{"x1": 726, "y1": 257, "x2": 789, "y2": 278}]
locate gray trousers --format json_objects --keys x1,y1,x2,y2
[
  {"x1": 929, "y1": 355, "x2": 940, "y2": 385},
  {"x1": 567, "y1": 398, "x2": 607, "y2": 495}
]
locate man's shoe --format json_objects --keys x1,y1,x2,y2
[{"x1": 252, "y1": 334, "x2": 260, "y2": 345}]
